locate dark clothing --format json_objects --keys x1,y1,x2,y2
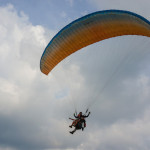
[
  {"x1": 74, "y1": 112, "x2": 90, "y2": 127},
  {"x1": 69, "y1": 112, "x2": 90, "y2": 134}
]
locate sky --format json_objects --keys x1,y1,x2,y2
[{"x1": 0, "y1": 0, "x2": 150, "y2": 150}]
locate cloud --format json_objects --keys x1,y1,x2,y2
[
  {"x1": 0, "y1": 4, "x2": 56, "y2": 150},
  {"x1": 78, "y1": 108, "x2": 150, "y2": 150},
  {"x1": 0, "y1": 3, "x2": 90, "y2": 150},
  {"x1": 0, "y1": 2, "x2": 150, "y2": 150}
]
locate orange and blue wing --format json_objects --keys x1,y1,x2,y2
[{"x1": 40, "y1": 10, "x2": 150, "y2": 75}]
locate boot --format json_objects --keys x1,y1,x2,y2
[{"x1": 70, "y1": 131, "x2": 74, "y2": 134}]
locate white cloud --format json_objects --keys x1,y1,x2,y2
[
  {"x1": 80, "y1": 108, "x2": 150, "y2": 150},
  {"x1": 0, "y1": 2, "x2": 150, "y2": 150},
  {"x1": 0, "y1": 4, "x2": 54, "y2": 149}
]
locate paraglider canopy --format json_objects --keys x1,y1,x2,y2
[{"x1": 40, "y1": 10, "x2": 150, "y2": 75}]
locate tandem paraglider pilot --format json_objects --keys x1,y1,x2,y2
[{"x1": 69, "y1": 111, "x2": 91, "y2": 134}]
